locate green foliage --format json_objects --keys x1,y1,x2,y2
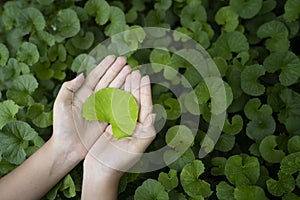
[{"x1": 0, "y1": 0, "x2": 299, "y2": 199}]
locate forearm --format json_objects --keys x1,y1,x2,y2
[
  {"x1": 81, "y1": 156, "x2": 122, "y2": 200},
  {"x1": 0, "y1": 136, "x2": 82, "y2": 200}
]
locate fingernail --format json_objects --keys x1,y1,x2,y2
[
  {"x1": 107, "y1": 54, "x2": 116, "y2": 60},
  {"x1": 77, "y1": 70, "x2": 86, "y2": 77}
]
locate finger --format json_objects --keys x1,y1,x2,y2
[
  {"x1": 56, "y1": 74, "x2": 85, "y2": 105},
  {"x1": 108, "y1": 65, "x2": 131, "y2": 88},
  {"x1": 95, "y1": 56, "x2": 127, "y2": 91},
  {"x1": 84, "y1": 55, "x2": 116, "y2": 90},
  {"x1": 124, "y1": 74, "x2": 131, "y2": 92},
  {"x1": 139, "y1": 76, "x2": 153, "y2": 123},
  {"x1": 130, "y1": 70, "x2": 141, "y2": 105}
]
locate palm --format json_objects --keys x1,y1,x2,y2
[
  {"x1": 86, "y1": 71, "x2": 156, "y2": 173},
  {"x1": 52, "y1": 56, "x2": 131, "y2": 158}
]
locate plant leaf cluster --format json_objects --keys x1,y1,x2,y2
[{"x1": 0, "y1": 0, "x2": 299, "y2": 199}]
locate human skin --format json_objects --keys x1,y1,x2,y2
[
  {"x1": 0, "y1": 55, "x2": 138, "y2": 199},
  {"x1": 81, "y1": 71, "x2": 156, "y2": 200}
]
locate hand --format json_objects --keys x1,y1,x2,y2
[
  {"x1": 83, "y1": 70, "x2": 156, "y2": 178},
  {"x1": 51, "y1": 55, "x2": 131, "y2": 161}
]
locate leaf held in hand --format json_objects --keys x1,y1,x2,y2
[{"x1": 82, "y1": 88, "x2": 138, "y2": 139}]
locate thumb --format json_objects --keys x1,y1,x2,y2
[{"x1": 56, "y1": 74, "x2": 85, "y2": 105}]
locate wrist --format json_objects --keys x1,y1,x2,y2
[
  {"x1": 48, "y1": 135, "x2": 84, "y2": 169},
  {"x1": 83, "y1": 153, "x2": 123, "y2": 182}
]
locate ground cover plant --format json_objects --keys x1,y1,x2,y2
[{"x1": 0, "y1": 0, "x2": 300, "y2": 199}]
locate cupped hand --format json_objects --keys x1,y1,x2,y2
[
  {"x1": 52, "y1": 55, "x2": 131, "y2": 160},
  {"x1": 83, "y1": 70, "x2": 156, "y2": 177}
]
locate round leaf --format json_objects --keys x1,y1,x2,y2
[
  {"x1": 165, "y1": 125, "x2": 194, "y2": 152},
  {"x1": 16, "y1": 42, "x2": 40, "y2": 66},
  {"x1": 288, "y1": 136, "x2": 300, "y2": 154},
  {"x1": 0, "y1": 100, "x2": 19, "y2": 129},
  {"x1": 259, "y1": 135, "x2": 285, "y2": 163},
  {"x1": 230, "y1": 0, "x2": 263, "y2": 19},
  {"x1": 54, "y1": 9, "x2": 80, "y2": 42},
  {"x1": 82, "y1": 88, "x2": 138, "y2": 138},
  {"x1": 234, "y1": 185, "x2": 268, "y2": 200},
  {"x1": 225, "y1": 154, "x2": 260, "y2": 186},
  {"x1": 180, "y1": 160, "x2": 212, "y2": 198},
  {"x1": 283, "y1": 0, "x2": 300, "y2": 22},
  {"x1": 134, "y1": 179, "x2": 168, "y2": 200},
  {"x1": 16, "y1": 7, "x2": 45, "y2": 34},
  {"x1": 215, "y1": 6, "x2": 239, "y2": 32},
  {"x1": 281, "y1": 152, "x2": 300, "y2": 175},
  {"x1": 241, "y1": 64, "x2": 266, "y2": 96},
  {"x1": 267, "y1": 171, "x2": 295, "y2": 196},
  {"x1": 263, "y1": 51, "x2": 300, "y2": 86}
]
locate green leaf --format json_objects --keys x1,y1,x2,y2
[
  {"x1": 124, "y1": 26, "x2": 146, "y2": 51},
  {"x1": 0, "y1": 100, "x2": 19, "y2": 129},
  {"x1": 234, "y1": 185, "x2": 268, "y2": 200},
  {"x1": 16, "y1": 42, "x2": 40, "y2": 66},
  {"x1": 155, "y1": 0, "x2": 172, "y2": 10},
  {"x1": 257, "y1": 20, "x2": 289, "y2": 52},
  {"x1": 259, "y1": 135, "x2": 285, "y2": 163},
  {"x1": 0, "y1": 121, "x2": 37, "y2": 164},
  {"x1": 230, "y1": 0, "x2": 263, "y2": 19},
  {"x1": 214, "y1": 31, "x2": 249, "y2": 60},
  {"x1": 241, "y1": 64, "x2": 266, "y2": 96},
  {"x1": 226, "y1": 31, "x2": 250, "y2": 53},
  {"x1": 244, "y1": 98, "x2": 272, "y2": 120},
  {"x1": 216, "y1": 181, "x2": 235, "y2": 200},
  {"x1": 46, "y1": 174, "x2": 76, "y2": 200},
  {"x1": 281, "y1": 152, "x2": 300, "y2": 175},
  {"x1": 104, "y1": 7, "x2": 126, "y2": 36},
  {"x1": 215, "y1": 6, "x2": 239, "y2": 32},
  {"x1": 284, "y1": 0, "x2": 300, "y2": 22},
  {"x1": 223, "y1": 115, "x2": 243, "y2": 135},
  {"x1": 180, "y1": 160, "x2": 212, "y2": 198},
  {"x1": 82, "y1": 88, "x2": 138, "y2": 138},
  {"x1": 263, "y1": 51, "x2": 300, "y2": 86},
  {"x1": 225, "y1": 154, "x2": 260, "y2": 186},
  {"x1": 211, "y1": 157, "x2": 227, "y2": 176},
  {"x1": 6, "y1": 74, "x2": 38, "y2": 106},
  {"x1": 163, "y1": 98, "x2": 181, "y2": 120},
  {"x1": 165, "y1": 125, "x2": 194, "y2": 152},
  {"x1": 54, "y1": 9, "x2": 80, "y2": 42},
  {"x1": 27, "y1": 104, "x2": 53, "y2": 128},
  {"x1": 215, "y1": 133, "x2": 235, "y2": 152},
  {"x1": 1, "y1": 1, "x2": 23, "y2": 31},
  {"x1": 48, "y1": 44, "x2": 67, "y2": 62},
  {"x1": 16, "y1": 7, "x2": 45, "y2": 34},
  {"x1": 84, "y1": 0, "x2": 110, "y2": 25},
  {"x1": 180, "y1": 2, "x2": 206, "y2": 32},
  {"x1": 288, "y1": 136, "x2": 300, "y2": 154},
  {"x1": 163, "y1": 147, "x2": 195, "y2": 171},
  {"x1": 71, "y1": 31, "x2": 94, "y2": 50},
  {"x1": 0, "y1": 43, "x2": 9, "y2": 66},
  {"x1": 134, "y1": 179, "x2": 169, "y2": 200},
  {"x1": 11, "y1": 74, "x2": 38, "y2": 93},
  {"x1": 158, "y1": 169, "x2": 178, "y2": 192},
  {"x1": 283, "y1": 193, "x2": 300, "y2": 200},
  {"x1": 194, "y1": 78, "x2": 233, "y2": 115},
  {"x1": 279, "y1": 88, "x2": 300, "y2": 122},
  {"x1": 71, "y1": 54, "x2": 97, "y2": 73},
  {"x1": 267, "y1": 171, "x2": 295, "y2": 196},
  {"x1": 246, "y1": 116, "x2": 275, "y2": 141}
]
